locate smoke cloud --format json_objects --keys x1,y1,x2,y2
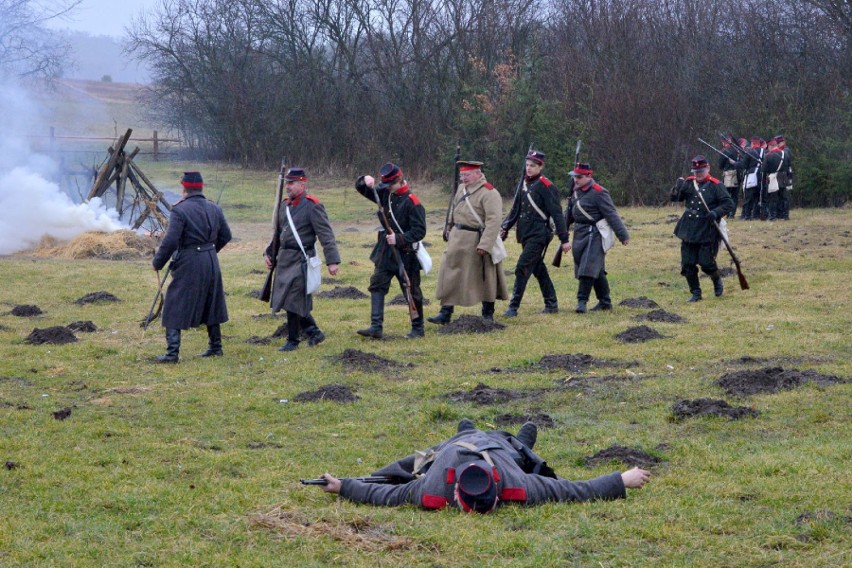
[{"x1": 0, "y1": 81, "x2": 126, "y2": 255}]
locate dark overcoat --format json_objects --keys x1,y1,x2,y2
[
  {"x1": 265, "y1": 194, "x2": 340, "y2": 317},
  {"x1": 152, "y1": 193, "x2": 231, "y2": 329},
  {"x1": 502, "y1": 175, "x2": 569, "y2": 245},
  {"x1": 338, "y1": 426, "x2": 626, "y2": 510},
  {"x1": 670, "y1": 176, "x2": 734, "y2": 244},
  {"x1": 567, "y1": 182, "x2": 629, "y2": 279}
]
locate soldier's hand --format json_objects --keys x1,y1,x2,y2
[
  {"x1": 499, "y1": 228, "x2": 508, "y2": 241},
  {"x1": 560, "y1": 242, "x2": 570, "y2": 253},
  {"x1": 621, "y1": 467, "x2": 650, "y2": 489},
  {"x1": 476, "y1": 248, "x2": 487, "y2": 256},
  {"x1": 386, "y1": 233, "x2": 397, "y2": 245},
  {"x1": 622, "y1": 239, "x2": 630, "y2": 246},
  {"x1": 364, "y1": 175, "x2": 375, "y2": 188},
  {"x1": 263, "y1": 255, "x2": 273, "y2": 269},
  {"x1": 327, "y1": 263, "x2": 339, "y2": 276},
  {"x1": 320, "y1": 473, "x2": 342, "y2": 494}
]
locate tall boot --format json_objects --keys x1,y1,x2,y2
[
  {"x1": 590, "y1": 275, "x2": 612, "y2": 311},
  {"x1": 405, "y1": 299, "x2": 425, "y2": 339},
  {"x1": 504, "y1": 276, "x2": 528, "y2": 317},
  {"x1": 481, "y1": 301, "x2": 495, "y2": 322},
  {"x1": 357, "y1": 293, "x2": 384, "y2": 338},
  {"x1": 427, "y1": 305, "x2": 454, "y2": 325},
  {"x1": 709, "y1": 270, "x2": 724, "y2": 297},
  {"x1": 278, "y1": 312, "x2": 301, "y2": 351},
  {"x1": 538, "y1": 267, "x2": 559, "y2": 314},
  {"x1": 685, "y1": 272, "x2": 702, "y2": 302},
  {"x1": 156, "y1": 328, "x2": 181, "y2": 363},
  {"x1": 199, "y1": 324, "x2": 223, "y2": 357},
  {"x1": 301, "y1": 314, "x2": 325, "y2": 346},
  {"x1": 575, "y1": 277, "x2": 594, "y2": 313}
]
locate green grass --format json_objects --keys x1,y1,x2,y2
[{"x1": 1, "y1": 165, "x2": 850, "y2": 567}]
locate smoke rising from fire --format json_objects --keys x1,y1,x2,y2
[{"x1": 0, "y1": 81, "x2": 126, "y2": 255}]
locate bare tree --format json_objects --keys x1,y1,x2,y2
[{"x1": 0, "y1": 0, "x2": 80, "y2": 79}]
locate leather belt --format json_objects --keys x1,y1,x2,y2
[
  {"x1": 454, "y1": 223, "x2": 481, "y2": 232},
  {"x1": 181, "y1": 243, "x2": 215, "y2": 251}
]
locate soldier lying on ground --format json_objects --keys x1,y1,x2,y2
[{"x1": 311, "y1": 419, "x2": 650, "y2": 513}]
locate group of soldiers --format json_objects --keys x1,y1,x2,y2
[
  {"x1": 151, "y1": 148, "x2": 736, "y2": 359},
  {"x1": 715, "y1": 134, "x2": 794, "y2": 222}
]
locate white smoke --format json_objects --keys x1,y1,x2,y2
[{"x1": 0, "y1": 80, "x2": 127, "y2": 255}]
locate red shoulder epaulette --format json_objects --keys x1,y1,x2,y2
[
  {"x1": 592, "y1": 183, "x2": 604, "y2": 192},
  {"x1": 707, "y1": 175, "x2": 720, "y2": 184},
  {"x1": 421, "y1": 494, "x2": 449, "y2": 509},
  {"x1": 407, "y1": 193, "x2": 421, "y2": 206},
  {"x1": 305, "y1": 195, "x2": 320, "y2": 204},
  {"x1": 539, "y1": 176, "x2": 552, "y2": 188},
  {"x1": 483, "y1": 182, "x2": 495, "y2": 190}
]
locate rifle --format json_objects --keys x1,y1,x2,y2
[
  {"x1": 369, "y1": 183, "x2": 419, "y2": 321},
  {"x1": 500, "y1": 142, "x2": 535, "y2": 239},
  {"x1": 259, "y1": 159, "x2": 287, "y2": 302},
  {"x1": 141, "y1": 266, "x2": 170, "y2": 331},
  {"x1": 691, "y1": 180, "x2": 749, "y2": 290},
  {"x1": 442, "y1": 144, "x2": 462, "y2": 242},
  {"x1": 552, "y1": 139, "x2": 582, "y2": 267},
  {"x1": 722, "y1": 132, "x2": 766, "y2": 219},
  {"x1": 300, "y1": 476, "x2": 398, "y2": 486}
]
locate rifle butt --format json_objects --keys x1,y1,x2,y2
[
  {"x1": 551, "y1": 248, "x2": 562, "y2": 268},
  {"x1": 737, "y1": 268, "x2": 749, "y2": 290}
]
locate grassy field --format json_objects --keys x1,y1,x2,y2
[{"x1": 1, "y1": 159, "x2": 850, "y2": 566}]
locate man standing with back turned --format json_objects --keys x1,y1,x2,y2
[{"x1": 152, "y1": 171, "x2": 232, "y2": 362}]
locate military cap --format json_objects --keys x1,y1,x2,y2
[
  {"x1": 690, "y1": 155, "x2": 710, "y2": 172},
  {"x1": 181, "y1": 171, "x2": 203, "y2": 190},
  {"x1": 457, "y1": 160, "x2": 484, "y2": 172},
  {"x1": 569, "y1": 162, "x2": 593, "y2": 176},
  {"x1": 284, "y1": 168, "x2": 308, "y2": 182},
  {"x1": 526, "y1": 150, "x2": 545, "y2": 165},
  {"x1": 456, "y1": 460, "x2": 498, "y2": 514}
]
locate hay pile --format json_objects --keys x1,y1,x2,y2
[{"x1": 33, "y1": 230, "x2": 157, "y2": 260}]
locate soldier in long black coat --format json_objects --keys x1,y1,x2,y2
[
  {"x1": 152, "y1": 171, "x2": 232, "y2": 362},
  {"x1": 264, "y1": 168, "x2": 341, "y2": 352},
  {"x1": 740, "y1": 137, "x2": 765, "y2": 220},
  {"x1": 500, "y1": 150, "x2": 570, "y2": 316},
  {"x1": 760, "y1": 138, "x2": 786, "y2": 221},
  {"x1": 354, "y1": 163, "x2": 427, "y2": 339},
  {"x1": 565, "y1": 163, "x2": 630, "y2": 313},
  {"x1": 671, "y1": 156, "x2": 734, "y2": 302},
  {"x1": 774, "y1": 135, "x2": 793, "y2": 220},
  {"x1": 717, "y1": 137, "x2": 743, "y2": 218}
]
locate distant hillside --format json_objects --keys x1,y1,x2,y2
[{"x1": 60, "y1": 31, "x2": 151, "y2": 84}]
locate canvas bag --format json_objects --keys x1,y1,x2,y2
[
  {"x1": 767, "y1": 156, "x2": 785, "y2": 193},
  {"x1": 575, "y1": 199, "x2": 615, "y2": 253},
  {"x1": 462, "y1": 195, "x2": 508, "y2": 263},
  {"x1": 388, "y1": 198, "x2": 431, "y2": 274},
  {"x1": 723, "y1": 169, "x2": 738, "y2": 188},
  {"x1": 745, "y1": 149, "x2": 763, "y2": 188},
  {"x1": 285, "y1": 206, "x2": 322, "y2": 295}
]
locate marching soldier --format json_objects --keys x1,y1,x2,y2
[
  {"x1": 152, "y1": 171, "x2": 232, "y2": 362},
  {"x1": 499, "y1": 150, "x2": 570, "y2": 316},
  {"x1": 671, "y1": 156, "x2": 734, "y2": 302},
  {"x1": 354, "y1": 163, "x2": 427, "y2": 339},
  {"x1": 264, "y1": 168, "x2": 341, "y2": 352},
  {"x1": 428, "y1": 160, "x2": 509, "y2": 324},
  {"x1": 740, "y1": 137, "x2": 764, "y2": 220},
  {"x1": 717, "y1": 136, "x2": 743, "y2": 218},
  {"x1": 760, "y1": 138, "x2": 785, "y2": 221},
  {"x1": 775, "y1": 135, "x2": 792, "y2": 220}
]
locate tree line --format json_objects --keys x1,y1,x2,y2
[{"x1": 127, "y1": 0, "x2": 851, "y2": 206}]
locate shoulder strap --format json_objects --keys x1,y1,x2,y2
[
  {"x1": 284, "y1": 206, "x2": 310, "y2": 261},
  {"x1": 387, "y1": 197, "x2": 405, "y2": 234},
  {"x1": 462, "y1": 197, "x2": 485, "y2": 230},
  {"x1": 574, "y1": 198, "x2": 595, "y2": 222},
  {"x1": 453, "y1": 441, "x2": 496, "y2": 468},
  {"x1": 523, "y1": 183, "x2": 549, "y2": 222}
]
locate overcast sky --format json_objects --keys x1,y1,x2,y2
[{"x1": 45, "y1": 0, "x2": 158, "y2": 38}]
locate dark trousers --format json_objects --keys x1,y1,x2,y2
[
  {"x1": 680, "y1": 241, "x2": 720, "y2": 278},
  {"x1": 367, "y1": 255, "x2": 423, "y2": 318},
  {"x1": 725, "y1": 185, "x2": 739, "y2": 218},
  {"x1": 509, "y1": 236, "x2": 557, "y2": 309},
  {"x1": 741, "y1": 186, "x2": 760, "y2": 219},
  {"x1": 285, "y1": 311, "x2": 320, "y2": 342}
]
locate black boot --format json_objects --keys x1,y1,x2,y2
[
  {"x1": 590, "y1": 275, "x2": 612, "y2": 311},
  {"x1": 504, "y1": 274, "x2": 528, "y2": 317},
  {"x1": 576, "y1": 277, "x2": 593, "y2": 314},
  {"x1": 279, "y1": 312, "x2": 301, "y2": 351},
  {"x1": 357, "y1": 293, "x2": 384, "y2": 338},
  {"x1": 685, "y1": 272, "x2": 702, "y2": 302},
  {"x1": 516, "y1": 421, "x2": 538, "y2": 449},
  {"x1": 710, "y1": 271, "x2": 724, "y2": 297},
  {"x1": 481, "y1": 301, "x2": 495, "y2": 322},
  {"x1": 156, "y1": 328, "x2": 181, "y2": 363},
  {"x1": 300, "y1": 315, "x2": 325, "y2": 346},
  {"x1": 539, "y1": 271, "x2": 559, "y2": 314},
  {"x1": 199, "y1": 324, "x2": 223, "y2": 357},
  {"x1": 405, "y1": 299, "x2": 425, "y2": 339},
  {"x1": 427, "y1": 305, "x2": 454, "y2": 325}
]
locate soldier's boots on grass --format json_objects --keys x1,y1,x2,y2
[
  {"x1": 198, "y1": 324, "x2": 223, "y2": 357},
  {"x1": 427, "y1": 305, "x2": 454, "y2": 325},
  {"x1": 156, "y1": 328, "x2": 181, "y2": 363},
  {"x1": 357, "y1": 292, "x2": 384, "y2": 339}
]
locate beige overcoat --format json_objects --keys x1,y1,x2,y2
[{"x1": 435, "y1": 176, "x2": 509, "y2": 306}]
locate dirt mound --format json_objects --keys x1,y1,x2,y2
[
  {"x1": 615, "y1": 325, "x2": 666, "y2": 343},
  {"x1": 67, "y1": 321, "x2": 97, "y2": 332},
  {"x1": 619, "y1": 297, "x2": 660, "y2": 309},
  {"x1": 25, "y1": 326, "x2": 77, "y2": 345},
  {"x1": 5, "y1": 461, "x2": 19, "y2": 470},
  {"x1": 716, "y1": 367, "x2": 847, "y2": 397},
  {"x1": 389, "y1": 294, "x2": 430, "y2": 306},
  {"x1": 33, "y1": 230, "x2": 157, "y2": 260},
  {"x1": 11, "y1": 304, "x2": 42, "y2": 317},
  {"x1": 75, "y1": 291, "x2": 120, "y2": 305},
  {"x1": 52, "y1": 407, "x2": 72, "y2": 420},
  {"x1": 438, "y1": 315, "x2": 506, "y2": 334},
  {"x1": 672, "y1": 398, "x2": 758, "y2": 420},
  {"x1": 536, "y1": 353, "x2": 618, "y2": 373},
  {"x1": 293, "y1": 383, "x2": 359, "y2": 403},
  {"x1": 246, "y1": 336, "x2": 273, "y2": 345},
  {"x1": 634, "y1": 309, "x2": 686, "y2": 323},
  {"x1": 331, "y1": 349, "x2": 413, "y2": 372},
  {"x1": 315, "y1": 286, "x2": 368, "y2": 300},
  {"x1": 583, "y1": 445, "x2": 662, "y2": 468},
  {"x1": 493, "y1": 413, "x2": 556, "y2": 428},
  {"x1": 0, "y1": 376, "x2": 34, "y2": 387},
  {"x1": 324, "y1": 278, "x2": 343, "y2": 285},
  {"x1": 446, "y1": 382, "x2": 532, "y2": 405}
]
